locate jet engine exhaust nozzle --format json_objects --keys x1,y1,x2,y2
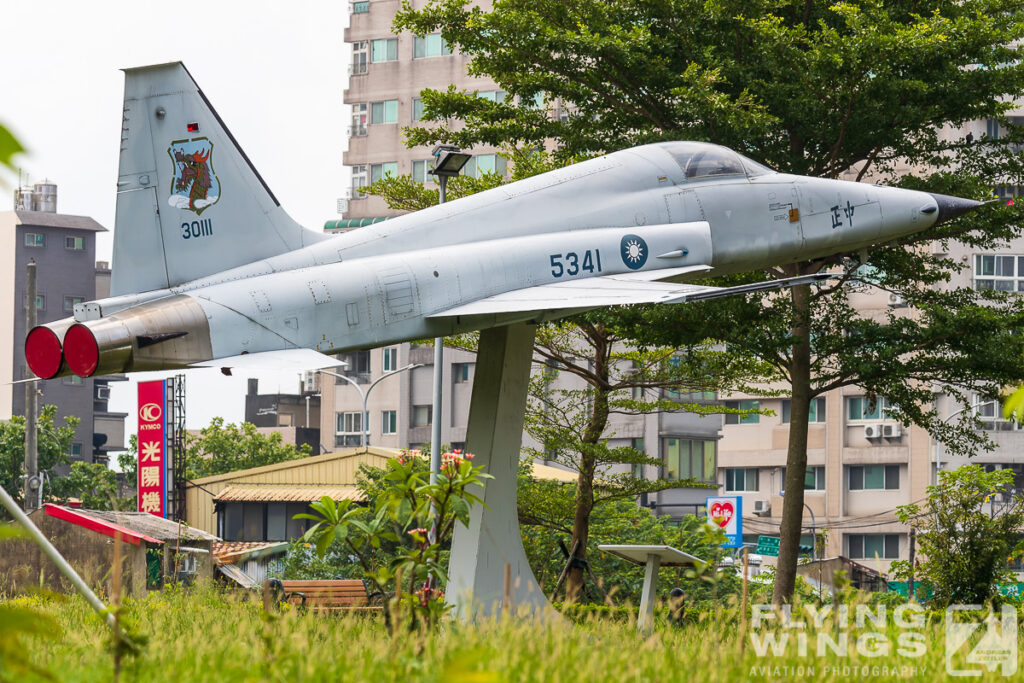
[
  {"x1": 63, "y1": 322, "x2": 132, "y2": 378},
  {"x1": 25, "y1": 326, "x2": 64, "y2": 380},
  {"x1": 59, "y1": 295, "x2": 214, "y2": 378},
  {"x1": 928, "y1": 193, "x2": 985, "y2": 226}
]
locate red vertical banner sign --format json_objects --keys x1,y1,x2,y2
[{"x1": 137, "y1": 380, "x2": 167, "y2": 517}]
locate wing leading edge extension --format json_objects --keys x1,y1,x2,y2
[{"x1": 428, "y1": 271, "x2": 835, "y2": 319}]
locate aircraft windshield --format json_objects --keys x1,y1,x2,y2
[{"x1": 659, "y1": 142, "x2": 776, "y2": 180}]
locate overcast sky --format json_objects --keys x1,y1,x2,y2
[{"x1": 2, "y1": 1, "x2": 351, "y2": 452}]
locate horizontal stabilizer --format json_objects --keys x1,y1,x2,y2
[
  {"x1": 190, "y1": 348, "x2": 345, "y2": 372},
  {"x1": 429, "y1": 272, "x2": 835, "y2": 318}
]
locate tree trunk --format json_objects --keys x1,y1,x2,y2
[
  {"x1": 565, "y1": 328, "x2": 611, "y2": 602},
  {"x1": 772, "y1": 277, "x2": 813, "y2": 606}
]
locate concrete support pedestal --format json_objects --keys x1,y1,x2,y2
[{"x1": 448, "y1": 323, "x2": 549, "y2": 617}]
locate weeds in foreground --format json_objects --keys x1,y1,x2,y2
[{"x1": 7, "y1": 583, "x2": 1024, "y2": 681}]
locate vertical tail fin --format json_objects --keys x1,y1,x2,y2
[{"x1": 111, "y1": 62, "x2": 327, "y2": 296}]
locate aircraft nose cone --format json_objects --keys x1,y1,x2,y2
[{"x1": 925, "y1": 192, "x2": 985, "y2": 225}]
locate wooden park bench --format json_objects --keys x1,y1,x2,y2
[{"x1": 268, "y1": 579, "x2": 383, "y2": 612}]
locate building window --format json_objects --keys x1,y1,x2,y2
[
  {"x1": 978, "y1": 399, "x2": 1023, "y2": 431},
  {"x1": 25, "y1": 233, "x2": 44, "y2": 247},
  {"x1": 412, "y1": 160, "x2": 432, "y2": 184},
  {"x1": 336, "y1": 411, "x2": 364, "y2": 446},
  {"x1": 848, "y1": 465, "x2": 899, "y2": 491},
  {"x1": 340, "y1": 350, "x2": 371, "y2": 376},
  {"x1": 413, "y1": 34, "x2": 450, "y2": 58},
  {"x1": 370, "y1": 162, "x2": 398, "y2": 184},
  {"x1": 351, "y1": 1, "x2": 369, "y2": 13},
  {"x1": 462, "y1": 154, "x2": 507, "y2": 178},
  {"x1": 725, "y1": 467, "x2": 759, "y2": 492},
  {"x1": 351, "y1": 103, "x2": 368, "y2": 137},
  {"x1": 476, "y1": 90, "x2": 507, "y2": 103},
  {"x1": 63, "y1": 296, "x2": 84, "y2": 313},
  {"x1": 782, "y1": 466, "x2": 825, "y2": 491},
  {"x1": 371, "y1": 38, "x2": 398, "y2": 62},
  {"x1": 351, "y1": 42, "x2": 369, "y2": 76},
  {"x1": 70, "y1": 443, "x2": 82, "y2": 458},
  {"x1": 630, "y1": 438, "x2": 646, "y2": 478},
  {"x1": 412, "y1": 98, "x2": 425, "y2": 123},
  {"x1": 370, "y1": 100, "x2": 399, "y2": 125},
  {"x1": 724, "y1": 399, "x2": 760, "y2": 425},
  {"x1": 521, "y1": 92, "x2": 545, "y2": 109},
  {"x1": 382, "y1": 347, "x2": 398, "y2": 372},
  {"x1": 351, "y1": 164, "x2": 368, "y2": 198},
  {"x1": 848, "y1": 534, "x2": 899, "y2": 560},
  {"x1": 222, "y1": 502, "x2": 310, "y2": 542},
  {"x1": 65, "y1": 236, "x2": 84, "y2": 250},
  {"x1": 782, "y1": 397, "x2": 826, "y2": 423},
  {"x1": 382, "y1": 410, "x2": 397, "y2": 435},
  {"x1": 25, "y1": 293, "x2": 45, "y2": 311},
  {"x1": 454, "y1": 363, "x2": 472, "y2": 383},
  {"x1": 413, "y1": 405, "x2": 432, "y2": 427},
  {"x1": 662, "y1": 438, "x2": 716, "y2": 483},
  {"x1": 994, "y1": 185, "x2": 1023, "y2": 201},
  {"x1": 846, "y1": 396, "x2": 892, "y2": 421},
  {"x1": 664, "y1": 387, "x2": 716, "y2": 402},
  {"x1": 974, "y1": 254, "x2": 1024, "y2": 292},
  {"x1": 62, "y1": 374, "x2": 83, "y2": 386}
]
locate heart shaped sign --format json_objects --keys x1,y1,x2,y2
[{"x1": 710, "y1": 501, "x2": 734, "y2": 528}]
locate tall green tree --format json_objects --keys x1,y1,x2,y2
[
  {"x1": 392, "y1": 0, "x2": 1024, "y2": 604},
  {"x1": 892, "y1": 465, "x2": 1024, "y2": 606},
  {"x1": 521, "y1": 316, "x2": 767, "y2": 599},
  {"x1": 0, "y1": 405, "x2": 79, "y2": 511},
  {"x1": 48, "y1": 462, "x2": 129, "y2": 510},
  {"x1": 184, "y1": 418, "x2": 312, "y2": 479}
]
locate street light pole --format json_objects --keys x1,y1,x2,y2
[
  {"x1": 428, "y1": 144, "x2": 471, "y2": 484},
  {"x1": 318, "y1": 364, "x2": 421, "y2": 447}
]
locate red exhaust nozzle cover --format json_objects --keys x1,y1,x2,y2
[
  {"x1": 25, "y1": 327, "x2": 64, "y2": 379},
  {"x1": 63, "y1": 324, "x2": 100, "y2": 377}
]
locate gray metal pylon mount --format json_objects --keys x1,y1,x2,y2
[{"x1": 448, "y1": 323, "x2": 550, "y2": 617}]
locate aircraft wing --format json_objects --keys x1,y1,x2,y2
[
  {"x1": 429, "y1": 272, "x2": 834, "y2": 318},
  {"x1": 190, "y1": 348, "x2": 345, "y2": 372}
]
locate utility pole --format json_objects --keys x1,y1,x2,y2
[
  {"x1": 907, "y1": 527, "x2": 917, "y2": 602},
  {"x1": 23, "y1": 259, "x2": 39, "y2": 512}
]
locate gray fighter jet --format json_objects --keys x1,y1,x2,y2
[{"x1": 24, "y1": 62, "x2": 981, "y2": 380}]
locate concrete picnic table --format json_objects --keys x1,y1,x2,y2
[{"x1": 598, "y1": 544, "x2": 704, "y2": 632}]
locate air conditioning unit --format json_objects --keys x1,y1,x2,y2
[
  {"x1": 883, "y1": 423, "x2": 902, "y2": 438},
  {"x1": 887, "y1": 292, "x2": 907, "y2": 307},
  {"x1": 864, "y1": 424, "x2": 883, "y2": 439},
  {"x1": 753, "y1": 499, "x2": 771, "y2": 516}
]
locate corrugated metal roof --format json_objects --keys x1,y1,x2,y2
[
  {"x1": 214, "y1": 484, "x2": 364, "y2": 503},
  {"x1": 190, "y1": 446, "x2": 399, "y2": 485},
  {"x1": 531, "y1": 462, "x2": 578, "y2": 483},
  {"x1": 213, "y1": 541, "x2": 289, "y2": 565},
  {"x1": 217, "y1": 562, "x2": 259, "y2": 589},
  {"x1": 84, "y1": 509, "x2": 220, "y2": 542}
]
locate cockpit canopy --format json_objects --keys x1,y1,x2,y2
[{"x1": 656, "y1": 142, "x2": 776, "y2": 181}]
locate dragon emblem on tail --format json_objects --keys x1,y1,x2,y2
[{"x1": 167, "y1": 138, "x2": 220, "y2": 214}]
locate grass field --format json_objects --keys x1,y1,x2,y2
[{"x1": 7, "y1": 585, "x2": 1023, "y2": 681}]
